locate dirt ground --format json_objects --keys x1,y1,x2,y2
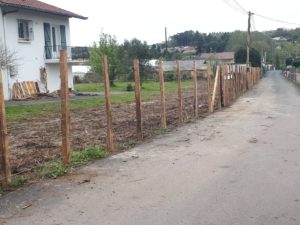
[
  {"x1": 3, "y1": 71, "x2": 300, "y2": 225},
  {"x1": 8, "y1": 81, "x2": 210, "y2": 174}
]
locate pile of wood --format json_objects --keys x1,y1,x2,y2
[{"x1": 12, "y1": 81, "x2": 40, "y2": 100}]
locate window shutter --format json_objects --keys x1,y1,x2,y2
[
  {"x1": 44, "y1": 23, "x2": 52, "y2": 59},
  {"x1": 60, "y1": 25, "x2": 67, "y2": 49}
]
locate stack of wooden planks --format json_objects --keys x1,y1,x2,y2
[{"x1": 12, "y1": 81, "x2": 39, "y2": 100}]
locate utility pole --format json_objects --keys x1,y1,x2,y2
[
  {"x1": 246, "y1": 11, "x2": 253, "y2": 70},
  {"x1": 165, "y1": 27, "x2": 168, "y2": 56}
]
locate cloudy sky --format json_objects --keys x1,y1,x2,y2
[{"x1": 43, "y1": 0, "x2": 300, "y2": 46}]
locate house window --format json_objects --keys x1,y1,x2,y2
[{"x1": 17, "y1": 19, "x2": 34, "y2": 41}]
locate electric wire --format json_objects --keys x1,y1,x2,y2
[
  {"x1": 227, "y1": 0, "x2": 300, "y2": 27},
  {"x1": 222, "y1": 0, "x2": 248, "y2": 15}
]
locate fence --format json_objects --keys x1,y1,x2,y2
[
  {"x1": 283, "y1": 68, "x2": 300, "y2": 84},
  {"x1": 0, "y1": 50, "x2": 261, "y2": 186}
]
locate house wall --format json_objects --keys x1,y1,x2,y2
[
  {"x1": 1, "y1": 8, "x2": 73, "y2": 99},
  {"x1": 0, "y1": 8, "x2": 10, "y2": 100},
  {"x1": 46, "y1": 64, "x2": 73, "y2": 91}
]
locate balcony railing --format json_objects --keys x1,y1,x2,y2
[{"x1": 44, "y1": 45, "x2": 89, "y2": 61}]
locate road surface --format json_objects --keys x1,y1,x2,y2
[{"x1": 1, "y1": 70, "x2": 300, "y2": 225}]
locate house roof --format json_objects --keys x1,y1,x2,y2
[
  {"x1": 0, "y1": 0, "x2": 87, "y2": 19},
  {"x1": 200, "y1": 52, "x2": 235, "y2": 60}
]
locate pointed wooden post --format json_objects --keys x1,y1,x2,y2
[
  {"x1": 60, "y1": 49, "x2": 71, "y2": 164},
  {"x1": 133, "y1": 59, "x2": 143, "y2": 141},
  {"x1": 159, "y1": 60, "x2": 167, "y2": 129},
  {"x1": 207, "y1": 63, "x2": 212, "y2": 113},
  {"x1": 102, "y1": 55, "x2": 114, "y2": 152},
  {"x1": 210, "y1": 65, "x2": 220, "y2": 113},
  {"x1": 193, "y1": 61, "x2": 198, "y2": 118},
  {"x1": 176, "y1": 60, "x2": 183, "y2": 124},
  {"x1": 0, "y1": 66, "x2": 11, "y2": 186}
]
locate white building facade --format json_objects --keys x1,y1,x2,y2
[{"x1": 0, "y1": 0, "x2": 87, "y2": 99}]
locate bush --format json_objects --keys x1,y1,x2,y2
[{"x1": 126, "y1": 83, "x2": 134, "y2": 91}]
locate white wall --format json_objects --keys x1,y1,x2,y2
[
  {"x1": 2, "y1": 8, "x2": 73, "y2": 99},
  {"x1": 46, "y1": 64, "x2": 73, "y2": 91},
  {"x1": 0, "y1": 8, "x2": 10, "y2": 100}
]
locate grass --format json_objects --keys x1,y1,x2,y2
[
  {"x1": 6, "y1": 80, "x2": 193, "y2": 121},
  {"x1": 9, "y1": 176, "x2": 29, "y2": 188},
  {"x1": 75, "y1": 80, "x2": 193, "y2": 93},
  {"x1": 36, "y1": 147, "x2": 107, "y2": 178}
]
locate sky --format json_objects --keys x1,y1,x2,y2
[{"x1": 43, "y1": 0, "x2": 300, "y2": 46}]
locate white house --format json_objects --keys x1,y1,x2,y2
[{"x1": 0, "y1": 0, "x2": 87, "y2": 100}]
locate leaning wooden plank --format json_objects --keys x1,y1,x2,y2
[{"x1": 210, "y1": 65, "x2": 220, "y2": 113}]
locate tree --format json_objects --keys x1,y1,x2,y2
[
  {"x1": 119, "y1": 38, "x2": 152, "y2": 80},
  {"x1": 235, "y1": 47, "x2": 261, "y2": 67},
  {"x1": 89, "y1": 32, "x2": 120, "y2": 85},
  {"x1": 0, "y1": 40, "x2": 18, "y2": 76}
]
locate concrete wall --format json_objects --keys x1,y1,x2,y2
[{"x1": 1, "y1": 7, "x2": 73, "y2": 99}]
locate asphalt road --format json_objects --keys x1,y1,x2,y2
[{"x1": 1, "y1": 70, "x2": 300, "y2": 225}]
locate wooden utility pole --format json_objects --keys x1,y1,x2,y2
[
  {"x1": 0, "y1": 66, "x2": 11, "y2": 186},
  {"x1": 159, "y1": 60, "x2": 167, "y2": 129},
  {"x1": 133, "y1": 59, "x2": 143, "y2": 141},
  {"x1": 60, "y1": 49, "x2": 71, "y2": 164},
  {"x1": 176, "y1": 60, "x2": 183, "y2": 124},
  {"x1": 102, "y1": 55, "x2": 114, "y2": 152},
  {"x1": 246, "y1": 11, "x2": 252, "y2": 69},
  {"x1": 193, "y1": 61, "x2": 198, "y2": 118},
  {"x1": 165, "y1": 27, "x2": 168, "y2": 55}
]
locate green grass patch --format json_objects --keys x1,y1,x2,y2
[
  {"x1": 9, "y1": 176, "x2": 29, "y2": 188},
  {"x1": 6, "y1": 80, "x2": 193, "y2": 121},
  {"x1": 36, "y1": 148, "x2": 107, "y2": 178},
  {"x1": 75, "y1": 80, "x2": 193, "y2": 93}
]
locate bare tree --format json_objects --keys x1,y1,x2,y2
[{"x1": 0, "y1": 40, "x2": 18, "y2": 76}]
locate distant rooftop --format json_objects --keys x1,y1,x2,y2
[
  {"x1": 0, "y1": 0, "x2": 87, "y2": 19},
  {"x1": 200, "y1": 52, "x2": 235, "y2": 60}
]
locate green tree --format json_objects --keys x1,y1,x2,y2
[
  {"x1": 119, "y1": 38, "x2": 152, "y2": 80},
  {"x1": 235, "y1": 47, "x2": 261, "y2": 67},
  {"x1": 89, "y1": 32, "x2": 120, "y2": 85}
]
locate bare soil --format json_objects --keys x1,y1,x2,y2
[{"x1": 8, "y1": 82, "x2": 210, "y2": 174}]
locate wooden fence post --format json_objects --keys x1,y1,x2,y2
[
  {"x1": 207, "y1": 63, "x2": 212, "y2": 113},
  {"x1": 210, "y1": 65, "x2": 220, "y2": 113},
  {"x1": 60, "y1": 49, "x2": 71, "y2": 165},
  {"x1": 133, "y1": 59, "x2": 143, "y2": 141},
  {"x1": 193, "y1": 61, "x2": 198, "y2": 118},
  {"x1": 177, "y1": 60, "x2": 184, "y2": 124},
  {"x1": 102, "y1": 55, "x2": 114, "y2": 152},
  {"x1": 159, "y1": 60, "x2": 167, "y2": 129},
  {"x1": 0, "y1": 66, "x2": 11, "y2": 186}
]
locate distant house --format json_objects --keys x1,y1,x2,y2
[
  {"x1": 0, "y1": 0, "x2": 87, "y2": 99},
  {"x1": 200, "y1": 52, "x2": 235, "y2": 64}
]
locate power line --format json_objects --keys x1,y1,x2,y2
[
  {"x1": 228, "y1": 0, "x2": 300, "y2": 26},
  {"x1": 232, "y1": 0, "x2": 248, "y2": 14},
  {"x1": 254, "y1": 13, "x2": 300, "y2": 26},
  {"x1": 222, "y1": 0, "x2": 247, "y2": 15}
]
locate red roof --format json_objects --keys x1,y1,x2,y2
[
  {"x1": 201, "y1": 52, "x2": 235, "y2": 60},
  {"x1": 0, "y1": 0, "x2": 87, "y2": 19}
]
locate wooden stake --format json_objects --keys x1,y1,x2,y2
[
  {"x1": 159, "y1": 60, "x2": 167, "y2": 129},
  {"x1": 60, "y1": 49, "x2": 71, "y2": 165},
  {"x1": 193, "y1": 61, "x2": 198, "y2": 118},
  {"x1": 210, "y1": 65, "x2": 220, "y2": 113},
  {"x1": 0, "y1": 66, "x2": 11, "y2": 186},
  {"x1": 133, "y1": 59, "x2": 143, "y2": 141},
  {"x1": 102, "y1": 55, "x2": 114, "y2": 152},
  {"x1": 176, "y1": 60, "x2": 183, "y2": 124},
  {"x1": 207, "y1": 63, "x2": 212, "y2": 113}
]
